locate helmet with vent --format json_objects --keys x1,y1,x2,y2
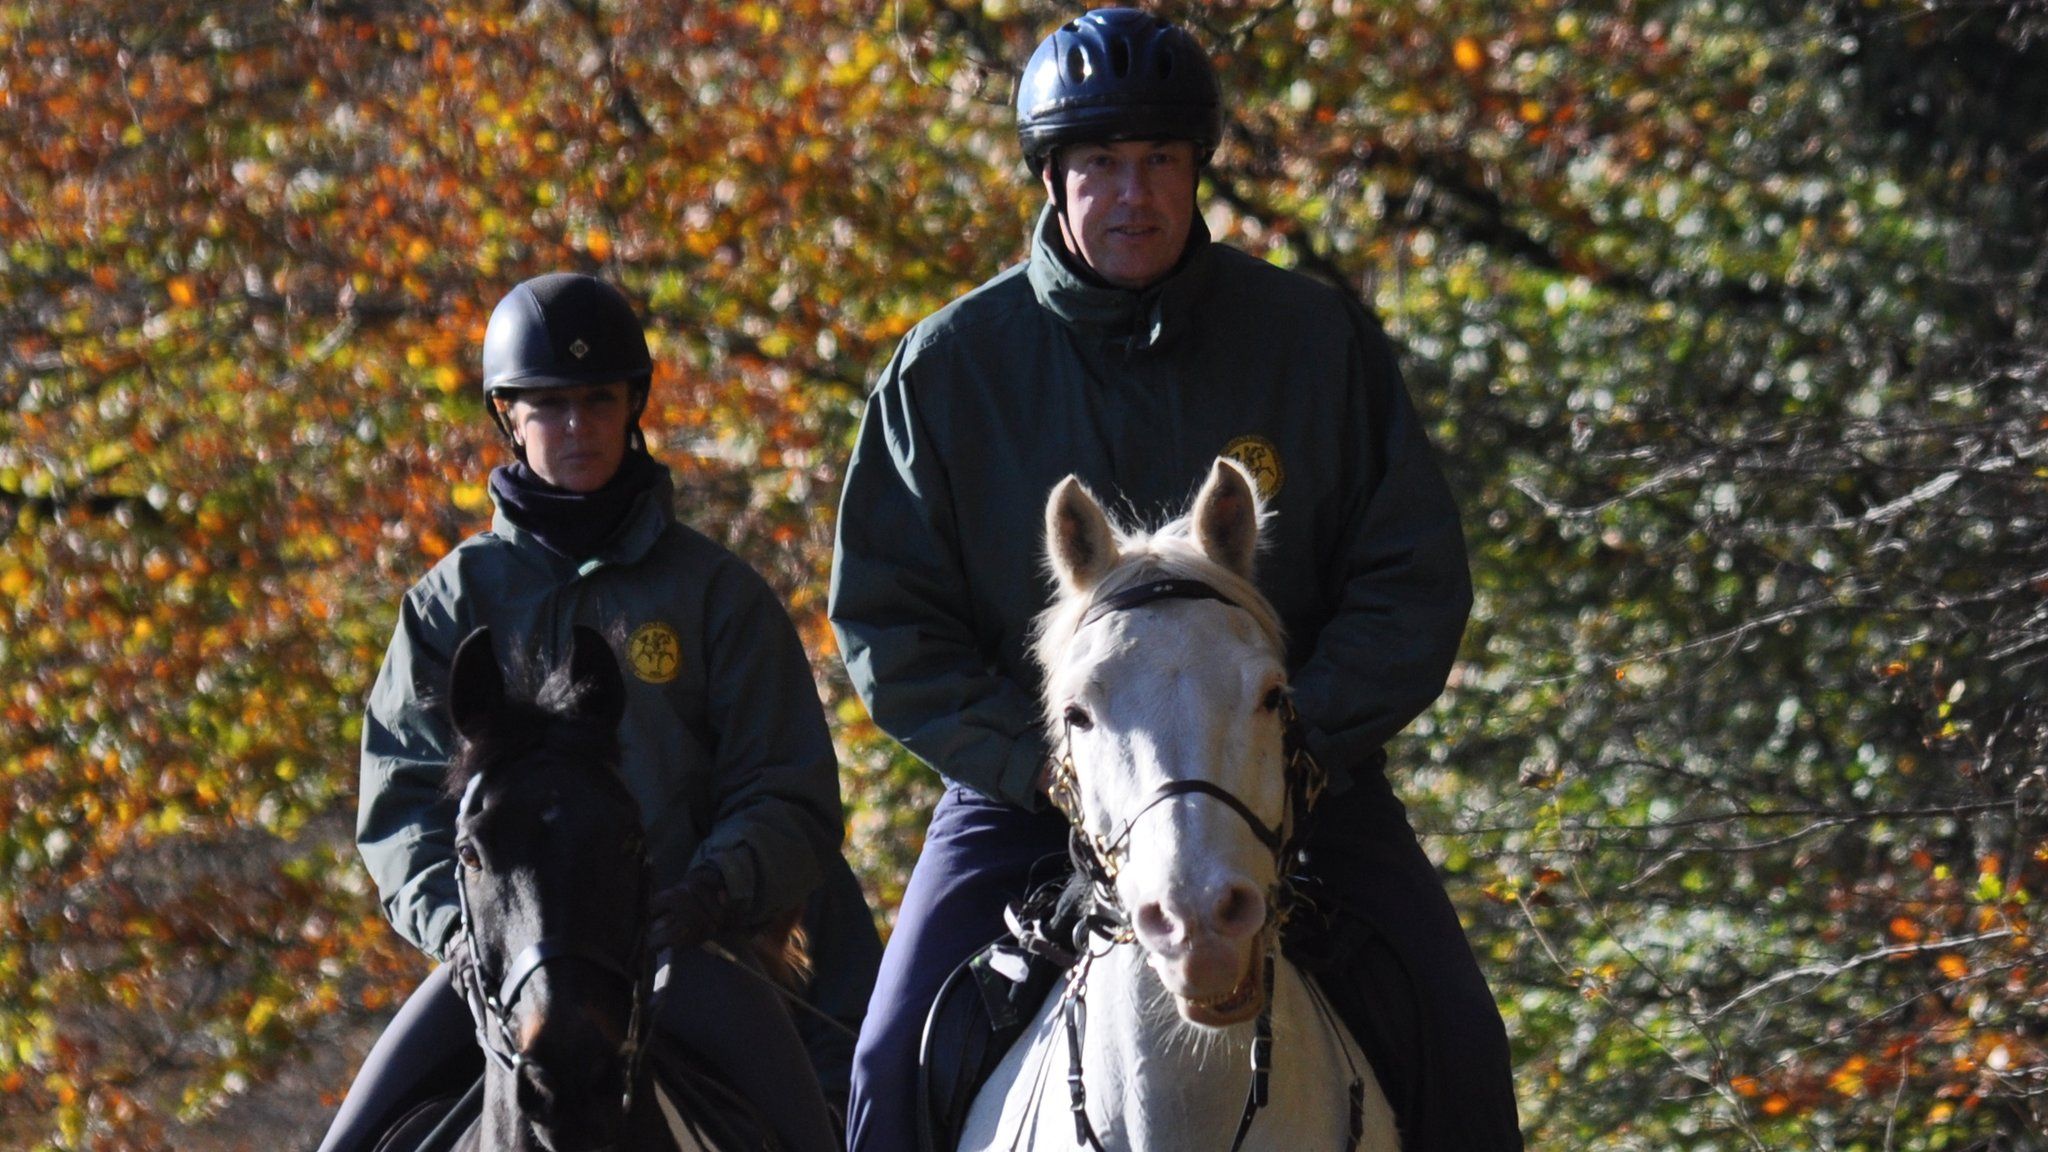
[{"x1": 1016, "y1": 8, "x2": 1222, "y2": 170}]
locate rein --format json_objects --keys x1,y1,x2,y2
[
  {"x1": 1041, "y1": 576, "x2": 1360, "y2": 1152},
  {"x1": 453, "y1": 772, "x2": 666, "y2": 1119}
]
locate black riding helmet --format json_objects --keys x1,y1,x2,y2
[
  {"x1": 1015, "y1": 8, "x2": 1222, "y2": 172},
  {"x1": 481, "y1": 272, "x2": 652, "y2": 445}
]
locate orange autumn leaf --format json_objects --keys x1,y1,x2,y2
[{"x1": 1453, "y1": 36, "x2": 1486, "y2": 73}]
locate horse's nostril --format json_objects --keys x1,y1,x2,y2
[
  {"x1": 1134, "y1": 900, "x2": 1177, "y2": 946},
  {"x1": 1213, "y1": 882, "x2": 1265, "y2": 937}
]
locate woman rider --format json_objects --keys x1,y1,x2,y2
[{"x1": 321, "y1": 272, "x2": 870, "y2": 1152}]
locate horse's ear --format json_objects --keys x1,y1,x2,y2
[
  {"x1": 1047, "y1": 476, "x2": 1119, "y2": 594},
  {"x1": 565, "y1": 625, "x2": 627, "y2": 732},
  {"x1": 1193, "y1": 457, "x2": 1261, "y2": 580},
  {"x1": 448, "y1": 627, "x2": 505, "y2": 742}
]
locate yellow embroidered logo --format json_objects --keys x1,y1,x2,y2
[
  {"x1": 626, "y1": 622, "x2": 682, "y2": 685},
  {"x1": 1221, "y1": 435, "x2": 1284, "y2": 501}
]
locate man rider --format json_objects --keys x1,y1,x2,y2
[{"x1": 830, "y1": 9, "x2": 1522, "y2": 1150}]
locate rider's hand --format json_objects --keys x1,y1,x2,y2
[{"x1": 649, "y1": 865, "x2": 729, "y2": 956}]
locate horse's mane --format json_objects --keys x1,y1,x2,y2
[
  {"x1": 442, "y1": 655, "x2": 625, "y2": 801},
  {"x1": 1029, "y1": 507, "x2": 1286, "y2": 729}
]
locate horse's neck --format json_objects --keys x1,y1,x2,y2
[
  {"x1": 476, "y1": 1074, "x2": 532, "y2": 1152},
  {"x1": 473, "y1": 1072, "x2": 693, "y2": 1152},
  {"x1": 1072, "y1": 945, "x2": 1393, "y2": 1152},
  {"x1": 1079, "y1": 946, "x2": 1263, "y2": 1147}
]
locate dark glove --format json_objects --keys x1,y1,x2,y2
[{"x1": 648, "y1": 865, "x2": 730, "y2": 956}]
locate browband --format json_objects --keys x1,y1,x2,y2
[{"x1": 1078, "y1": 578, "x2": 1235, "y2": 630}]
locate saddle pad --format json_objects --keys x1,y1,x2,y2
[{"x1": 918, "y1": 939, "x2": 1062, "y2": 1152}]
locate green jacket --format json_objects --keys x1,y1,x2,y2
[
  {"x1": 359, "y1": 465, "x2": 843, "y2": 961},
  {"x1": 830, "y1": 208, "x2": 1472, "y2": 809}
]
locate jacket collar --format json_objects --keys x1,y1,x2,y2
[
  {"x1": 491, "y1": 460, "x2": 675, "y2": 573},
  {"x1": 1025, "y1": 203, "x2": 1215, "y2": 352}
]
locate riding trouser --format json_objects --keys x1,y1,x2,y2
[{"x1": 846, "y1": 763, "x2": 1525, "y2": 1152}]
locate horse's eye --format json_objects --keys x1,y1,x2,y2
[
  {"x1": 1063, "y1": 704, "x2": 1094, "y2": 732},
  {"x1": 456, "y1": 841, "x2": 481, "y2": 870},
  {"x1": 1260, "y1": 687, "x2": 1286, "y2": 713},
  {"x1": 621, "y1": 834, "x2": 645, "y2": 862}
]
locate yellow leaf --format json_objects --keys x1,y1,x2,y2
[
  {"x1": 1828, "y1": 1056, "x2": 1866, "y2": 1096},
  {"x1": 244, "y1": 997, "x2": 277, "y2": 1036}
]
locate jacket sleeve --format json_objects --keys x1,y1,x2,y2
[
  {"x1": 828, "y1": 343, "x2": 1052, "y2": 809},
  {"x1": 1288, "y1": 315, "x2": 1474, "y2": 783},
  {"x1": 687, "y1": 557, "x2": 845, "y2": 926},
  {"x1": 355, "y1": 585, "x2": 466, "y2": 961}
]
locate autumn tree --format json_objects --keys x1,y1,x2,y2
[
  {"x1": 1, "y1": 2, "x2": 971, "y2": 1145},
  {"x1": 1, "y1": 1, "x2": 2042, "y2": 1149}
]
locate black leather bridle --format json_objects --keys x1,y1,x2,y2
[
  {"x1": 452, "y1": 772, "x2": 664, "y2": 1118},
  {"x1": 1042, "y1": 576, "x2": 1362, "y2": 1152}
]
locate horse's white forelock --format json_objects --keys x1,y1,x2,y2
[{"x1": 1029, "y1": 508, "x2": 1285, "y2": 730}]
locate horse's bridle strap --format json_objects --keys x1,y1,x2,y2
[
  {"x1": 1110, "y1": 779, "x2": 1284, "y2": 857},
  {"x1": 495, "y1": 937, "x2": 639, "y2": 1014},
  {"x1": 1079, "y1": 577, "x2": 1233, "y2": 629}
]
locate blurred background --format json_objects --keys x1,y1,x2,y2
[{"x1": 1, "y1": 1, "x2": 2042, "y2": 1147}]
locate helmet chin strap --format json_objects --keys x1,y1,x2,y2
[{"x1": 1044, "y1": 151, "x2": 1075, "y2": 258}]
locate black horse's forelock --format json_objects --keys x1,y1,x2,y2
[{"x1": 443, "y1": 657, "x2": 624, "y2": 801}]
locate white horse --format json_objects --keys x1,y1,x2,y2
[{"x1": 960, "y1": 459, "x2": 1399, "y2": 1151}]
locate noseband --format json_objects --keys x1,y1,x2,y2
[
  {"x1": 1044, "y1": 576, "x2": 1361, "y2": 1152},
  {"x1": 453, "y1": 772, "x2": 662, "y2": 1115}
]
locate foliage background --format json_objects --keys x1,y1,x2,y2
[{"x1": 1, "y1": 0, "x2": 2042, "y2": 1148}]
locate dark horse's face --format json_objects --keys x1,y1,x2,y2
[{"x1": 448, "y1": 626, "x2": 649, "y2": 1152}]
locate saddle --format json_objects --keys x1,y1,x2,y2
[{"x1": 916, "y1": 880, "x2": 1098, "y2": 1152}]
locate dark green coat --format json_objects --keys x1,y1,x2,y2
[
  {"x1": 358, "y1": 466, "x2": 843, "y2": 960},
  {"x1": 830, "y1": 208, "x2": 1472, "y2": 809}
]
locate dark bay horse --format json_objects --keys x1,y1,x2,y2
[{"x1": 432, "y1": 625, "x2": 794, "y2": 1152}]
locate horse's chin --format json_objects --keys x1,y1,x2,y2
[{"x1": 1175, "y1": 963, "x2": 1266, "y2": 1027}]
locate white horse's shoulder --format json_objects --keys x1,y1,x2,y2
[
  {"x1": 963, "y1": 959, "x2": 1400, "y2": 1151},
  {"x1": 959, "y1": 981, "x2": 1073, "y2": 1151}
]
